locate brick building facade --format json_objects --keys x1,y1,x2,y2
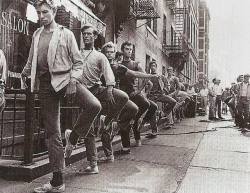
[{"x1": 198, "y1": 1, "x2": 210, "y2": 85}]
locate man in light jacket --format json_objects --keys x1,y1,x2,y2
[
  {"x1": 234, "y1": 74, "x2": 250, "y2": 132},
  {"x1": 21, "y1": 1, "x2": 101, "y2": 192}
]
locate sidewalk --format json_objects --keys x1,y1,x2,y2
[
  {"x1": 177, "y1": 118, "x2": 250, "y2": 193},
  {"x1": 0, "y1": 116, "x2": 209, "y2": 193}
]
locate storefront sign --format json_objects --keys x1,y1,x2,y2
[{"x1": 0, "y1": 11, "x2": 30, "y2": 35}]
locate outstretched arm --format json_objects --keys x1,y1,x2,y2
[{"x1": 126, "y1": 69, "x2": 156, "y2": 79}]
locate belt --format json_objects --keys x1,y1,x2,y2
[{"x1": 240, "y1": 96, "x2": 247, "y2": 99}]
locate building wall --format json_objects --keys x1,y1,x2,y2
[
  {"x1": 104, "y1": 0, "x2": 174, "y2": 76},
  {"x1": 198, "y1": 1, "x2": 210, "y2": 81},
  {"x1": 183, "y1": 0, "x2": 200, "y2": 85}
]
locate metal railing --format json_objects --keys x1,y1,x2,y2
[
  {"x1": 0, "y1": 87, "x2": 82, "y2": 165},
  {"x1": 0, "y1": 82, "x2": 165, "y2": 165}
]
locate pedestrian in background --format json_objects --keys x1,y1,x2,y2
[
  {"x1": 208, "y1": 78, "x2": 217, "y2": 120},
  {"x1": 199, "y1": 84, "x2": 209, "y2": 115},
  {"x1": 234, "y1": 74, "x2": 250, "y2": 132}
]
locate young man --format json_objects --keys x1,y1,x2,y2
[
  {"x1": 234, "y1": 74, "x2": 250, "y2": 132},
  {"x1": 199, "y1": 84, "x2": 209, "y2": 115},
  {"x1": 208, "y1": 78, "x2": 218, "y2": 121},
  {"x1": 214, "y1": 79, "x2": 224, "y2": 119},
  {"x1": 101, "y1": 42, "x2": 158, "y2": 154},
  {"x1": 119, "y1": 41, "x2": 158, "y2": 146},
  {"x1": 146, "y1": 61, "x2": 176, "y2": 134},
  {"x1": 0, "y1": 49, "x2": 7, "y2": 113},
  {"x1": 21, "y1": 1, "x2": 101, "y2": 192},
  {"x1": 67, "y1": 24, "x2": 128, "y2": 172}
]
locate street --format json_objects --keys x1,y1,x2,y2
[{"x1": 1, "y1": 115, "x2": 249, "y2": 193}]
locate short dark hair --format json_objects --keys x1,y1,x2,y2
[
  {"x1": 81, "y1": 24, "x2": 99, "y2": 35},
  {"x1": 115, "y1": 51, "x2": 123, "y2": 59},
  {"x1": 121, "y1": 41, "x2": 133, "y2": 51},
  {"x1": 34, "y1": 0, "x2": 57, "y2": 11},
  {"x1": 149, "y1": 61, "x2": 157, "y2": 69}
]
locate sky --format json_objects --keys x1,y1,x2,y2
[{"x1": 205, "y1": 0, "x2": 250, "y2": 87}]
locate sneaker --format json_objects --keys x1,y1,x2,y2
[
  {"x1": 64, "y1": 129, "x2": 74, "y2": 158},
  {"x1": 78, "y1": 165, "x2": 99, "y2": 175},
  {"x1": 240, "y1": 128, "x2": 248, "y2": 133},
  {"x1": 241, "y1": 128, "x2": 250, "y2": 133},
  {"x1": 135, "y1": 140, "x2": 142, "y2": 147},
  {"x1": 114, "y1": 149, "x2": 131, "y2": 155},
  {"x1": 98, "y1": 155, "x2": 115, "y2": 163},
  {"x1": 34, "y1": 182, "x2": 65, "y2": 193},
  {"x1": 145, "y1": 132, "x2": 157, "y2": 139}
]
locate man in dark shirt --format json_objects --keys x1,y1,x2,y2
[
  {"x1": 101, "y1": 42, "x2": 158, "y2": 154},
  {"x1": 147, "y1": 61, "x2": 176, "y2": 120},
  {"x1": 119, "y1": 41, "x2": 158, "y2": 145}
]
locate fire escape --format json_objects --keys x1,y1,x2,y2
[
  {"x1": 163, "y1": 0, "x2": 188, "y2": 72},
  {"x1": 114, "y1": 0, "x2": 160, "y2": 38}
]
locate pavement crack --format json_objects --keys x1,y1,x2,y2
[{"x1": 190, "y1": 165, "x2": 250, "y2": 174}]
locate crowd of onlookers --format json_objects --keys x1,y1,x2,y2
[{"x1": 196, "y1": 74, "x2": 250, "y2": 134}]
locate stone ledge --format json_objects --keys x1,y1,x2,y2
[
  {"x1": 0, "y1": 136, "x2": 121, "y2": 182},
  {"x1": 0, "y1": 118, "x2": 168, "y2": 182}
]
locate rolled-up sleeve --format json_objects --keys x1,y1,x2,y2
[
  {"x1": 22, "y1": 35, "x2": 35, "y2": 77},
  {"x1": 101, "y1": 56, "x2": 116, "y2": 86}
]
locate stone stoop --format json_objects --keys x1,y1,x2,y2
[{"x1": 0, "y1": 117, "x2": 169, "y2": 182}]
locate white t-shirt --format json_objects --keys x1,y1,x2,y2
[
  {"x1": 200, "y1": 88, "x2": 209, "y2": 97},
  {"x1": 241, "y1": 83, "x2": 248, "y2": 96},
  {"x1": 212, "y1": 84, "x2": 223, "y2": 95}
]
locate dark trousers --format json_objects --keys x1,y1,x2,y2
[
  {"x1": 39, "y1": 77, "x2": 66, "y2": 172},
  {"x1": 86, "y1": 85, "x2": 128, "y2": 158},
  {"x1": 215, "y1": 95, "x2": 222, "y2": 118},
  {"x1": 237, "y1": 97, "x2": 250, "y2": 128},
  {"x1": 130, "y1": 93, "x2": 158, "y2": 140},
  {"x1": 119, "y1": 100, "x2": 138, "y2": 148},
  {"x1": 148, "y1": 93, "x2": 177, "y2": 117},
  {"x1": 39, "y1": 74, "x2": 102, "y2": 171}
]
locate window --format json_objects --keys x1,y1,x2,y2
[
  {"x1": 199, "y1": 17, "x2": 205, "y2": 27},
  {"x1": 163, "y1": 14, "x2": 167, "y2": 44},
  {"x1": 171, "y1": 26, "x2": 174, "y2": 45},
  {"x1": 153, "y1": 19, "x2": 157, "y2": 34},
  {"x1": 199, "y1": 39, "x2": 204, "y2": 49},
  {"x1": 199, "y1": 61, "x2": 204, "y2": 72},
  {"x1": 0, "y1": 0, "x2": 39, "y2": 89},
  {"x1": 199, "y1": 51, "x2": 204, "y2": 59},
  {"x1": 146, "y1": 54, "x2": 151, "y2": 73},
  {"x1": 146, "y1": 19, "x2": 157, "y2": 35}
]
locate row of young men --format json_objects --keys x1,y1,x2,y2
[
  {"x1": 226, "y1": 74, "x2": 250, "y2": 132},
  {"x1": 20, "y1": 1, "x2": 192, "y2": 192},
  {"x1": 208, "y1": 74, "x2": 250, "y2": 133}
]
